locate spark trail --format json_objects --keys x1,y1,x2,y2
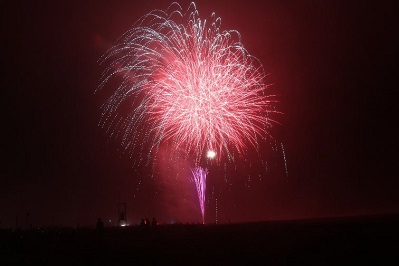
[
  {"x1": 191, "y1": 167, "x2": 207, "y2": 224},
  {"x1": 98, "y1": 2, "x2": 279, "y2": 165}
]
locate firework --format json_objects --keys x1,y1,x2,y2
[
  {"x1": 98, "y1": 2, "x2": 278, "y2": 164},
  {"x1": 191, "y1": 167, "x2": 207, "y2": 224}
]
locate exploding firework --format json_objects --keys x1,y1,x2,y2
[
  {"x1": 98, "y1": 2, "x2": 279, "y2": 165},
  {"x1": 191, "y1": 167, "x2": 207, "y2": 224}
]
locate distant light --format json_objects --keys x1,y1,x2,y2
[
  {"x1": 120, "y1": 220, "x2": 127, "y2": 227},
  {"x1": 207, "y1": 150, "x2": 216, "y2": 159}
]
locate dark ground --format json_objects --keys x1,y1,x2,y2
[{"x1": 1, "y1": 214, "x2": 398, "y2": 265}]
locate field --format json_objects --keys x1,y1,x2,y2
[{"x1": 1, "y1": 214, "x2": 398, "y2": 265}]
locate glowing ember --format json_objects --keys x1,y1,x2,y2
[{"x1": 207, "y1": 150, "x2": 216, "y2": 159}]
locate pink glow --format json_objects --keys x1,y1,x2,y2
[{"x1": 191, "y1": 167, "x2": 208, "y2": 224}]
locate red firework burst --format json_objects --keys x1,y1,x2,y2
[{"x1": 98, "y1": 2, "x2": 279, "y2": 163}]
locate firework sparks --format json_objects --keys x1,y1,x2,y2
[
  {"x1": 191, "y1": 167, "x2": 208, "y2": 224},
  {"x1": 98, "y1": 2, "x2": 279, "y2": 164}
]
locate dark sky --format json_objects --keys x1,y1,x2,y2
[{"x1": 2, "y1": 0, "x2": 398, "y2": 228}]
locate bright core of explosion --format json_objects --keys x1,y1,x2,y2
[{"x1": 207, "y1": 150, "x2": 216, "y2": 159}]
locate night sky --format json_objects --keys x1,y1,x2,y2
[{"x1": 2, "y1": 0, "x2": 398, "y2": 228}]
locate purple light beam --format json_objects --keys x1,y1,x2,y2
[{"x1": 191, "y1": 167, "x2": 208, "y2": 224}]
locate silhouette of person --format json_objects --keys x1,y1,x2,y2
[
  {"x1": 96, "y1": 218, "x2": 104, "y2": 229},
  {"x1": 152, "y1": 218, "x2": 158, "y2": 227},
  {"x1": 96, "y1": 218, "x2": 104, "y2": 241},
  {"x1": 145, "y1": 218, "x2": 151, "y2": 230}
]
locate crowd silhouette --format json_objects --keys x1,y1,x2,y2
[{"x1": 140, "y1": 217, "x2": 158, "y2": 231}]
